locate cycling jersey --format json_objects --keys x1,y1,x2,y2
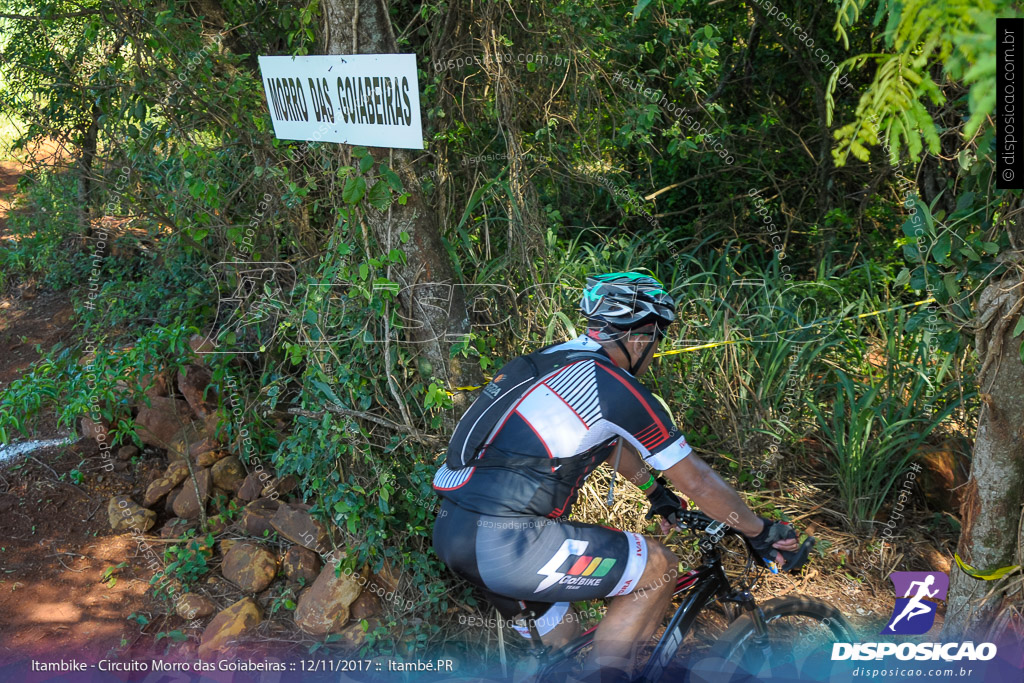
[{"x1": 432, "y1": 334, "x2": 692, "y2": 518}]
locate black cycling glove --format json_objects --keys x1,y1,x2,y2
[
  {"x1": 644, "y1": 478, "x2": 685, "y2": 524},
  {"x1": 747, "y1": 516, "x2": 810, "y2": 572}
]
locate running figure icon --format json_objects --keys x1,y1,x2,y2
[
  {"x1": 887, "y1": 575, "x2": 938, "y2": 630},
  {"x1": 882, "y1": 571, "x2": 949, "y2": 635}
]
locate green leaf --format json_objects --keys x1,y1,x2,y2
[
  {"x1": 367, "y1": 180, "x2": 391, "y2": 211},
  {"x1": 359, "y1": 154, "x2": 374, "y2": 173},
  {"x1": 901, "y1": 215, "x2": 923, "y2": 239},
  {"x1": 942, "y1": 273, "x2": 958, "y2": 300},
  {"x1": 954, "y1": 554, "x2": 1020, "y2": 581},
  {"x1": 359, "y1": 263, "x2": 368, "y2": 280},
  {"x1": 931, "y1": 232, "x2": 951, "y2": 265},
  {"x1": 633, "y1": 0, "x2": 652, "y2": 21},
  {"x1": 343, "y1": 176, "x2": 366, "y2": 204},
  {"x1": 1012, "y1": 316, "x2": 1024, "y2": 339},
  {"x1": 380, "y1": 165, "x2": 403, "y2": 193},
  {"x1": 894, "y1": 268, "x2": 911, "y2": 288},
  {"x1": 312, "y1": 379, "x2": 343, "y2": 405}
]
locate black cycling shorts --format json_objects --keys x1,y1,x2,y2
[{"x1": 433, "y1": 500, "x2": 649, "y2": 619}]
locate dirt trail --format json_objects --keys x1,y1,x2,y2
[{"x1": 0, "y1": 147, "x2": 156, "y2": 666}]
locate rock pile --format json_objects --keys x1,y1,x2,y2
[{"x1": 95, "y1": 335, "x2": 388, "y2": 659}]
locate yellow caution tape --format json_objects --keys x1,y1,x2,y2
[
  {"x1": 653, "y1": 297, "x2": 936, "y2": 358},
  {"x1": 446, "y1": 297, "x2": 937, "y2": 395}
]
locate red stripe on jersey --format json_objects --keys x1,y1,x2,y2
[
  {"x1": 482, "y1": 362, "x2": 586, "y2": 458},
  {"x1": 568, "y1": 556, "x2": 592, "y2": 575},
  {"x1": 635, "y1": 423, "x2": 660, "y2": 438},
  {"x1": 514, "y1": 410, "x2": 554, "y2": 460}
]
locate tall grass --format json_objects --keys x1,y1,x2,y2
[
  {"x1": 803, "y1": 304, "x2": 966, "y2": 532},
  {"x1": 511, "y1": 232, "x2": 969, "y2": 532}
]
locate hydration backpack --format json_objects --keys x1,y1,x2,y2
[{"x1": 445, "y1": 346, "x2": 608, "y2": 469}]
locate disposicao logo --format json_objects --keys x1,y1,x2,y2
[
  {"x1": 831, "y1": 569, "x2": 997, "y2": 663},
  {"x1": 882, "y1": 571, "x2": 948, "y2": 635}
]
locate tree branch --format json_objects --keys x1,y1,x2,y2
[
  {"x1": 276, "y1": 405, "x2": 442, "y2": 447},
  {"x1": 0, "y1": 10, "x2": 99, "y2": 20}
]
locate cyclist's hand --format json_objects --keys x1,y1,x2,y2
[
  {"x1": 644, "y1": 478, "x2": 685, "y2": 528},
  {"x1": 747, "y1": 517, "x2": 810, "y2": 572}
]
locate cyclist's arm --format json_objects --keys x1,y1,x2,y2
[
  {"x1": 661, "y1": 454, "x2": 767, "y2": 537},
  {"x1": 614, "y1": 441, "x2": 662, "y2": 499}
]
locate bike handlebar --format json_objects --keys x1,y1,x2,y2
[{"x1": 672, "y1": 509, "x2": 815, "y2": 573}]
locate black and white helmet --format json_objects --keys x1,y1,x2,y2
[{"x1": 579, "y1": 272, "x2": 676, "y2": 334}]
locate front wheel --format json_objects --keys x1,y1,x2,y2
[{"x1": 691, "y1": 595, "x2": 856, "y2": 683}]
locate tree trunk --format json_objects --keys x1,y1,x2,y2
[
  {"x1": 77, "y1": 103, "x2": 100, "y2": 237},
  {"x1": 942, "y1": 275, "x2": 1024, "y2": 639},
  {"x1": 321, "y1": 0, "x2": 483, "y2": 424}
]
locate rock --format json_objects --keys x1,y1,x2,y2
[
  {"x1": 136, "y1": 397, "x2": 192, "y2": 448},
  {"x1": 116, "y1": 444, "x2": 139, "y2": 461},
  {"x1": 144, "y1": 461, "x2": 190, "y2": 507},
  {"x1": 172, "y1": 468, "x2": 212, "y2": 519},
  {"x1": 211, "y1": 485, "x2": 236, "y2": 500},
  {"x1": 350, "y1": 591, "x2": 381, "y2": 621},
  {"x1": 241, "y1": 497, "x2": 280, "y2": 538},
  {"x1": 177, "y1": 593, "x2": 217, "y2": 619},
  {"x1": 294, "y1": 563, "x2": 365, "y2": 635},
  {"x1": 107, "y1": 495, "x2": 156, "y2": 532},
  {"x1": 197, "y1": 597, "x2": 261, "y2": 660},
  {"x1": 81, "y1": 416, "x2": 110, "y2": 445},
  {"x1": 222, "y1": 542, "x2": 278, "y2": 593},
  {"x1": 165, "y1": 483, "x2": 184, "y2": 515},
  {"x1": 197, "y1": 449, "x2": 230, "y2": 468},
  {"x1": 283, "y1": 546, "x2": 322, "y2": 585},
  {"x1": 263, "y1": 474, "x2": 299, "y2": 498},
  {"x1": 375, "y1": 560, "x2": 400, "y2": 594},
  {"x1": 219, "y1": 538, "x2": 239, "y2": 557},
  {"x1": 338, "y1": 618, "x2": 382, "y2": 648},
  {"x1": 165, "y1": 427, "x2": 192, "y2": 462},
  {"x1": 189, "y1": 333, "x2": 214, "y2": 357},
  {"x1": 270, "y1": 504, "x2": 328, "y2": 550},
  {"x1": 178, "y1": 364, "x2": 216, "y2": 419},
  {"x1": 237, "y1": 472, "x2": 266, "y2": 502},
  {"x1": 113, "y1": 461, "x2": 129, "y2": 472},
  {"x1": 140, "y1": 371, "x2": 171, "y2": 399},
  {"x1": 190, "y1": 437, "x2": 220, "y2": 460},
  {"x1": 159, "y1": 518, "x2": 195, "y2": 539},
  {"x1": 207, "y1": 514, "x2": 229, "y2": 534}
]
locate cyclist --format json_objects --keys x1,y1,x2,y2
[{"x1": 432, "y1": 272, "x2": 806, "y2": 682}]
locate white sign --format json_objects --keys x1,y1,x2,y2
[{"x1": 257, "y1": 54, "x2": 423, "y2": 149}]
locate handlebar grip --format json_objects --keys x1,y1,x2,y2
[{"x1": 761, "y1": 536, "x2": 815, "y2": 574}]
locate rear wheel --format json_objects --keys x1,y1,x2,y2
[{"x1": 692, "y1": 595, "x2": 856, "y2": 682}]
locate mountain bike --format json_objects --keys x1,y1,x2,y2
[{"x1": 512, "y1": 509, "x2": 856, "y2": 682}]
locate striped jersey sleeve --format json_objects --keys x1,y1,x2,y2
[{"x1": 594, "y1": 361, "x2": 692, "y2": 471}]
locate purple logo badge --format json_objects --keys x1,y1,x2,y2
[{"x1": 882, "y1": 571, "x2": 949, "y2": 635}]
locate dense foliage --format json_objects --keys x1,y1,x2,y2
[{"x1": 0, "y1": 0, "x2": 1015, "y2": 652}]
